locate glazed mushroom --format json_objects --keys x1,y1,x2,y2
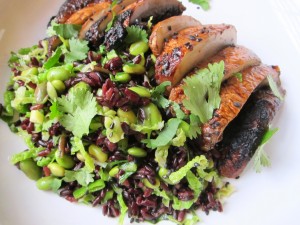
[
  {"x1": 169, "y1": 45, "x2": 262, "y2": 108},
  {"x1": 149, "y1": 15, "x2": 202, "y2": 57},
  {"x1": 155, "y1": 24, "x2": 237, "y2": 86}
]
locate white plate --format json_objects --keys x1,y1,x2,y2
[{"x1": 0, "y1": 0, "x2": 299, "y2": 225}]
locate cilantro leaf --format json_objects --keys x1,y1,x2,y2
[
  {"x1": 65, "y1": 38, "x2": 89, "y2": 63},
  {"x1": 188, "y1": 0, "x2": 210, "y2": 10},
  {"x1": 233, "y1": 72, "x2": 243, "y2": 82},
  {"x1": 267, "y1": 75, "x2": 284, "y2": 101},
  {"x1": 143, "y1": 118, "x2": 182, "y2": 149},
  {"x1": 182, "y1": 61, "x2": 224, "y2": 124},
  {"x1": 47, "y1": 21, "x2": 81, "y2": 39},
  {"x1": 49, "y1": 100, "x2": 62, "y2": 120},
  {"x1": 187, "y1": 114, "x2": 202, "y2": 139},
  {"x1": 57, "y1": 85, "x2": 97, "y2": 138},
  {"x1": 253, "y1": 128, "x2": 278, "y2": 172},
  {"x1": 172, "y1": 102, "x2": 187, "y2": 120},
  {"x1": 64, "y1": 168, "x2": 95, "y2": 187},
  {"x1": 125, "y1": 26, "x2": 148, "y2": 44},
  {"x1": 151, "y1": 81, "x2": 171, "y2": 109}
]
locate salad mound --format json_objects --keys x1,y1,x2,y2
[
  {"x1": 0, "y1": 19, "x2": 232, "y2": 225},
  {"x1": 0, "y1": 0, "x2": 284, "y2": 224}
]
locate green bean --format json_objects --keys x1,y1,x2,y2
[
  {"x1": 88, "y1": 145, "x2": 108, "y2": 163},
  {"x1": 48, "y1": 163, "x2": 65, "y2": 177},
  {"x1": 128, "y1": 147, "x2": 147, "y2": 158},
  {"x1": 21, "y1": 67, "x2": 38, "y2": 77},
  {"x1": 123, "y1": 64, "x2": 145, "y2": 75},
  {"x1": 47, "y1": 67, "x2": 72, "y2": 82},
  {"x1": 47, "y1": 82, "x2": 58, "y2": 100},
  {"x1": 129, "y1": 41, "x2": 149, "y2": 56},
  {"x1": 117, "y1": 108, "x2": 137, "y2": 124},
  {"x1": 19, "y1": 159, "x2": 42, "y2": 181},
  {"x1": 36, "y1": 176, "x2": 55, "y2": 191},
  {"x1": 109, "y1": 166, "x2": 119, "y2": 177},
  {"x1": 55, "y1": 150, "x2": 75, "y2": 169},
  {"x1": 143, "y1": 177, "x2": 160, "y2": 189},
  {"x1": 51, "y1": 80, "x2": 66, "y2": 93},
  {"x1": 128, "y1": 86, "x2": 151, "y2": 98},
  {"x1": 30, "y1": 110, "x2": 44, "y2": 124},
  {"x1": 114, "y1": 72, "x2": 131, "y2": 83}
]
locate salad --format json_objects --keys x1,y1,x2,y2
[{"x1": 0, "y1": 0, "x2": 284, "y2": 224}]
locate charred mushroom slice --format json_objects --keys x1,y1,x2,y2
[
  {"x1": 84, "y1": 0, "x2": 137, "y2": 49},
  {"x1": 169, "y1": 45, "x2": 262, "y2": 107},
  {"x1": 201, "y1": 65, "x2": 280, "y2": 151},
  {"x1": 217, "y1": 87, "x2": 284, "y2": 178},
  {"x1": 104, "y1": 0, "x2": 186, "y2": 50},
  {"x1": 149, "y1": 15, "x2": 202, "y2": 57},
  {"x1": 65, "y1": 2, "x2": 111, "y2": 25},
  {"x1": 79, "y1": 2, "x2": 111, "y2": 40},
  {"x1": 155, "y1": 24, "x2": 237, "y2": 86},
  {"x1": 55, "y1": 0, "x2": 110, "y2": 24}
]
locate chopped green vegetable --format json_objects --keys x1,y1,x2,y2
[
  {"x1": 44, "y1": 47, "x2": 62, "y2": 69},
  {"x1": 143, "y1": 118, "x2": 182, "y2": 149},
  {"x1": 155, "y1": 145, "x2": 169, "y2": 168},
  {"x1": 169, "y1": 155, "x2": 208, "y2": 184},
  {"x1": 182, "y1": 61, "x2": 224, "y2": 124},
  {"x1": 117, "y1": 194, "x2": 128, "y2": 225}
]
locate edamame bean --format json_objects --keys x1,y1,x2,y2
[
  {"x1": 123, "y1": 64, "x2": 145, "y2": 75},
  {"x1": 129, "y1": 41, "x2": 149, "y2": 56},
  {"x1": 117, "y1": 109, "x2": 137, "y2": 124},
  {"x1": 47, "y1": 82, "x2": 58, "y2": 100},
  {"x1": 47, "y1": 67, "x2": 72, "y2": 81},
  {"x1": 55, "y1": 150, "x2": 75, "y2": 169},
  {"x1": 51, "y1": 80, "x2": 66, "y2": 93},
  {"x1": 73, "y1": 81, "x2": 91, "y2": 91},
  {"x1": 143, "y1": 177, "x2": 160, "y2": 189},
  {"x1": 142, "y1": 103, "x2": 162, "y2": 126},
  {"x1": 73, "y1": 187, "x2": 88, "y2": 199},
  {"x1": 88, "y1": 145, "x2": 108, "y2": 163},
  {"x1": 115, "y1": 72, "x2": 131, "y2": 83},
  {"x1": 128, "y1": 86, "x2": 151, "y2": 98},
  {"x1": 35, "y1": 83, "x2": 48, "y2": 104},
  {"x1": 30, "y1": 110, "x2": 44, "y2": 124},
  {"x1": 21, "y1": 67, "x2": 38, "y2": 77},
  {"x1": 128, "y1": 147, "x2": 147, "y2": 158},
  {"x1": 36, "y1": 176, "x2": 55, "y2": 190},
  {"x1": 19, "y1": 159, "x2": 42, "y2": 181},
  {"x1": 48, "y1": 163, "x2": 65, "y2": 177},
  {"x1": 76, "y1": 152, "x2": 85, "y2": 162},
  {"x1": 109, "y1": 166, "x2": 119, "y2": 177}
]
